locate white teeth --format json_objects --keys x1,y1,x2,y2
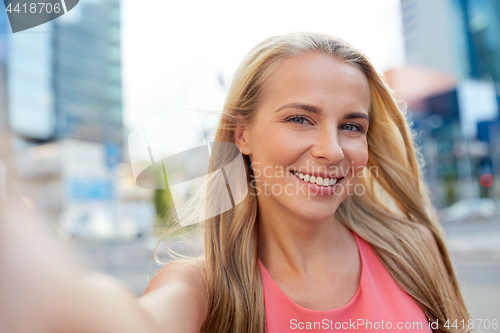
[{"x1": 292, "y1": 171, "x2": 340, "y2": 187}]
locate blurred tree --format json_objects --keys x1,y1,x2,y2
[
  {"x1": 152, "y1": 188, "x2": 174, "y2": 233},
  {"x1": 444, "y1": 173, "x2": 457, "y2": 206}
]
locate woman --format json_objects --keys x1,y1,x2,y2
[
  {"x1": 144, "y1": 31, "x2": 471, "y2": 333},
  {"x1": 0, "y1": 31, "x2": 471, "y2": 333}
]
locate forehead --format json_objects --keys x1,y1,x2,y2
[{"x1": 260, "y1": 51, "x2": 371, "y2": 114}]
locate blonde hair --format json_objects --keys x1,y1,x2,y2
[{"x1": 156, "y1": 31, "x2": 472, "y2": 333}]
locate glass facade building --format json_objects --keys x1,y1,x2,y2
[
  {"x1": 54, "y1": 0, "x2": 122, "y2": 143},
  {"x1": 1, "y1": 0, "x2": 123, "y2": 144},
  {"x1": 454, "y1": 0, "x2": 500, "y2": 83},
  {"x1": 7, "y1": 22, "x2": 55, "y2": 140},
  {"x1": 402, "y1": 0, "x2": 500, "y2": 86},
  {"x1": 400, "y1": 0, "x2": 500, "y2": 204}
]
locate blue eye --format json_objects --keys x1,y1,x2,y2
[
  {"x1": 341, "y1": 123, "x2": 363, "y2": 132},
  {"x1": 287, "y1": 115, "x2": 311, "y2": 125}
]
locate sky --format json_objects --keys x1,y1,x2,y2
[{"x1": 121, "y1": 0, "x2": 406, "y2": 132}]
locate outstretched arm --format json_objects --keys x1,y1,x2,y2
[{"x1": 0, "y1": 194, "x2": 206, "y2": 333}]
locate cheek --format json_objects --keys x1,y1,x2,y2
[
  {"x1": 342, "y1": 139, "x2": 369, "y2": 178},
  {"x1": 251, "y1": 126, "x2": 308, "y2": 166}
]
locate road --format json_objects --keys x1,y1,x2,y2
[
  {"x1": 67, "y1": 217, "x2": 500, "y2": 332},
  {"x1": 442, "y1": 217, "x2": 500, "y2": 332}
]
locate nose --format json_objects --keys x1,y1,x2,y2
[{"x1": 310, "y1": 126, "x2": 344, "y2": 164}]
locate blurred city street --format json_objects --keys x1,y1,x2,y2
[
  {"x1": 444, "y1": 217, "x2": 500, "y2": 332},
  {"x1": 1, "y1": 0, "x2": 500, "y2": 331},
  {"x1": 65, "y1": 235, "x2": 202, "y2": 296}
]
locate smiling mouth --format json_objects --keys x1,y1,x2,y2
[{"x1": 290, "y1": 170, "x2": 344, "y2": 187}]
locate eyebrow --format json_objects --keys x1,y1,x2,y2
[{"x1": 275, "y1": 103, "x2": 370, "y2": 123}]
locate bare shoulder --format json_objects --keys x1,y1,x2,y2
[
  {"x1": 144, "y1": 255, "x2": 206, "y2": 294},
  {"x1": 138, "y1": 255, "x2": 207, "y2": 333}
]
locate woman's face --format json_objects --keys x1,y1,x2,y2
[{"x1": 235, "y1": 51, "x2": 371, "y2": 221}]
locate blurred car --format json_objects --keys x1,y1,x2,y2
[
  {"x1": 440, "y1": 198, "x2": 497, "y2": 223},
  {"x1": 61, "y1": 206, "x2": 147, "y2": 242}
]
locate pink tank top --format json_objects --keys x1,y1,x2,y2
[{"x1": 258, "y1": 231, "x2": 432, "y2": 332}]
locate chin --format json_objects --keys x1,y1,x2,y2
[{"x1": 288, "y1": 203, "x2": 339, "y2": 222}]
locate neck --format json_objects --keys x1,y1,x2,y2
[{"x1": 256, "y1": 196, "x2": 350, "y2": 277}]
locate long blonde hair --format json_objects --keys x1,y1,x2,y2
[{"x1": 157, "y1": 31, "x2": 471, "y2": 333}]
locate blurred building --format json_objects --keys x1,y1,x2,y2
[
  {"x1": 1, "y1": 1, "x2": 122, "y2": 142},
  {"x1": 0, "y1": 10, "x2": 8, "y2": 133},
  {"x1": 53, "y1": 3, "x2": 123, "y2": 143},
  {"x1": 396, "y1": 0, "x2": 500, "y2": 207},
  {"x1": 0, "y1": 11, "x2": 10, "y2": 188},
  {"x1": 0, "y1": 1, "x2": 152, "y2": 239},
  {"x1": 401, "y1": 0, "x2": 500, "y2": 83}
]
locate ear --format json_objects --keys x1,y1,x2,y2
[{"x1": 234, "y1": 120, "x2": 252, "y2": 156}]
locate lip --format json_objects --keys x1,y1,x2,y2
[{"x1": 290, "y1": 170, "x2": 345, "y2": 196}]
